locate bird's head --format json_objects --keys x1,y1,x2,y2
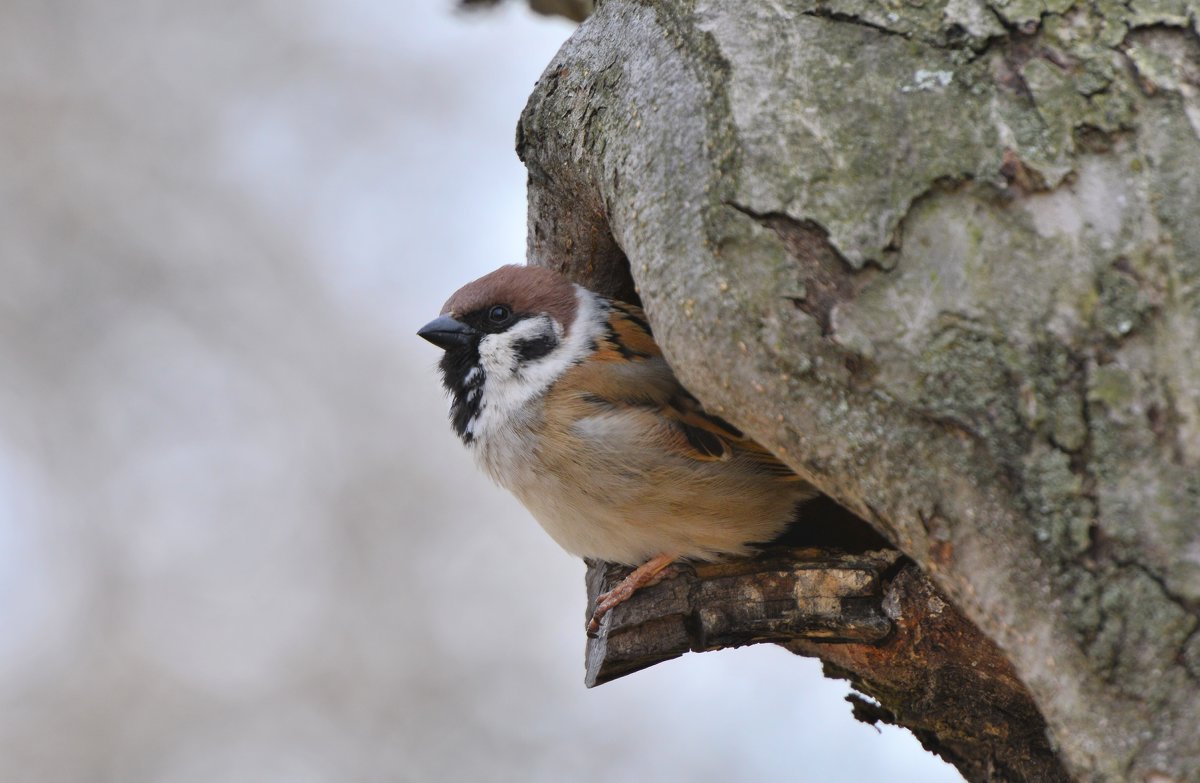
[{"x1": 418, "y1": 265, "x2": 590, "y2": 443}]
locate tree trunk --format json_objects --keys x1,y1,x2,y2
[{"x1": 516, "y1": 2, "x2": 1200, "y2": 781}]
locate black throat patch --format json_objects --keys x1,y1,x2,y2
[{"x1": 438, "y1": 345, "x2": 485, "y2": 443}]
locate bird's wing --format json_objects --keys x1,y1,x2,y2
[{"x1": 556, "y1": 299, "x2": 801, "y2": 478}]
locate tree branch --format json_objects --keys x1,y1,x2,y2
[
  {"x1": 584, "y1": 547, "x2": 897, "y2": 687},
  {"x1": 586, "y1": 545, "x2": 1070, "y2": 782}
]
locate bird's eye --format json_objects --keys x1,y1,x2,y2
[{"x1": 487, "y1": 305, "x2": 512, "y2": 325}]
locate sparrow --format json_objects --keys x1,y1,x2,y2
[{"x1": 418, "y1": 264, "x2": 817, "y2": 635}]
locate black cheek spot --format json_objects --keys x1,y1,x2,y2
[{"x1": 515, "y1": 335, "x2": 557, "y2": 362}]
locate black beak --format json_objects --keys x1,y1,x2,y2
[{"x1": 417, "y1": 315, "x2": 478, "y2": 350}]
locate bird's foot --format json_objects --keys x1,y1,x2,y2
[{"x1": 587, "y1": 552, "x2": 677, "y2": 637}]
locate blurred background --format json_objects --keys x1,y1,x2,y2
[{"x1": 0, "y1": 1, "x2": 962, "y2": 780}]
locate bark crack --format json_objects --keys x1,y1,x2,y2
[
  {"x1": 798, "y1": 7, "x2": 915, "y2": 41},
  {"x1": 1117, "y1": 558, "x2": 1200, "y2": 616},
  {"x1": 727, "y1": 202, "x2": 860, "y2": 337}
]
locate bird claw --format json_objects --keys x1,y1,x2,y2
[
  {"x1": 585, "y1": 553, "x2": 678, "y2": 638},
  {"x1": 586, "y1": 586, "x2": 627, "y2": 637}
]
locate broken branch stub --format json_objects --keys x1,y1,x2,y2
[{"x1": 584, "y1": 547, "x2": 898, "y2": 687}]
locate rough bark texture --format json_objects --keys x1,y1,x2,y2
[
  {"x1": 584, "y1": 547, "x2": 900, "y2": 687},
  {"x1": 517, "y1": 1, "x2": 1200, "y2": 781}
]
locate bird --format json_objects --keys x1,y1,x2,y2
[{"x1": 418, "y1": 264, "x2": 817, "y2": 635}]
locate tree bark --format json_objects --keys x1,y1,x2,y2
[{"x1": 517, "y1": 2, "x2": 1200, "y2": 781}]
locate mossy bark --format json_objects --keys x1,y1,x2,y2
[{"x1": 517, "y1": 1, "x2": 1200, "y2": 780}]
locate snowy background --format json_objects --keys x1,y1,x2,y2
[{"x1": 0, "y1": 1, "x2": 961, "y2": 780}]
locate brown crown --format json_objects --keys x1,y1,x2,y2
[{"x1": 442, "y1": 265, "x2": 580, "y2": 334}]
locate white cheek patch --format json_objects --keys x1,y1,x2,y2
[
  {"x1": 477, "y1": 315, "x2": 564, "y2": 378},
  {"x1": 467, "y1": 289, "x2": 603, "y2": 448},
  {"x1": 477, "y1": 332, "x2": 515, "y2": 377}
]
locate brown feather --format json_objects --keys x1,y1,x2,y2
[
  {"x1": 553, "y1": 297, "x2": 803, "y2": 476},
  {"x1": 442, "y1": 264, "x2": 578, "y2": 334}
]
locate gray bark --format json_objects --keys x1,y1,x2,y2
[{"x1": 517, "y1": 2, "x2": 1200, "y2": 781}]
